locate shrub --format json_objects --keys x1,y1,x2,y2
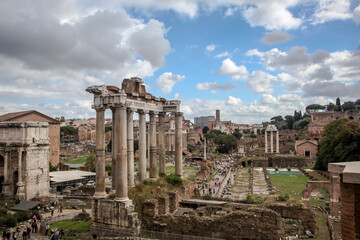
[
  {"x1": 165, "y1": 174, "x2": 183, "y2": 186},
  {"x1": 14, "y1": 211, "x2": 29, "y2": 222},
  {"x1": 276, "y1": 192, "x2": 289, "y2": 201},
  {"x1": 4, "y1": 215, "x2": 16, "y2": 227},
  {"x1": 159, "y1": 172, "x2": 166, "y2": 178},
  {"x1": 203, "y1": 194, "x2": 212, "y2": 200},
  {"x1": 142, "y1": 179, "x2": 154, "y2": 185}
]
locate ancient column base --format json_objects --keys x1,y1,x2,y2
[
  {"x1": 15, "y1": 182, "x2": 25, "y2": 201},
  {"x1": 93, "y1": 191, "x2": 107, "y2": 199},
  {"x1": 91, "y1": 198, "x2": 141, "y2": 238},
  {"x1": 1, "y1": 181, "x2": 11, "y2": 199}
]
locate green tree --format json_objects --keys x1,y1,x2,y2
[
  {"x1": 284, "y1": 115, "x2": 294, "y2": 129},
  {"x1": 105, "y1": 126, "x2": 112, "y2": 132},
  {"x1": 187, "y1": 144, "x2": 195, "y2": 153},
  {"x1": 214, "y1": 134, "x2": 237, "y2": 153},
  {"x1": 271, "y1": 116, "x2": 283, "y2": 124},
  {"x1": 327, "y1": 103, "x2": 336, "y2": 111},
  {"x1": 355, "y1": 99, "x2": 360, "y2": 106},
  {"x1": 305, "y1": 104, "x2": 325, "y2": 113},
  {"x1": 232, "y1": 128, "x2": 242, "y2": 140},
  {"x1": 293, "y1": 117, "x2": 311, "y2": 130},
  {"x1": 342, "y1": 101, "x2": 356, "y2": 111},
  {"x1": 314, "y1": 119, "x2": 360, "y2": 170},
  {"x1": 335, "y1": 97, "x2": 341, "y2": 111},
  {"x1": 60, "y1": 126, "x2": 76, "y2": 135},
  {"x1": 202, "y1": 126, "x2": 209, "y2": 134},
  {"x1": 85, "y1": 152, "x2": 96, "y2": 172},
  {"x1": 243, "y1": 129, "x2": 250, "y2": 134}
]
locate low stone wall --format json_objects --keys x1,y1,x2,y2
[
  {"x1": 268, "y1": 155, "x2": 306, "y2": 168},
  {"x1": 145, "y1": 208, "x2": 283, "y2": 240},
  {"x1": 265, "y1": 204, "x2": 317, "y2": 235}
]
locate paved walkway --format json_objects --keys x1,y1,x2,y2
[{"x1": 3, "y1": 208, "x2": 87, "y2": 240}]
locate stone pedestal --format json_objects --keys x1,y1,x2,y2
[
  {"x1": 91, "y1": 198, "x2": 140, "y2": 238},
  {"x1": 1, "y1": 181, "x2": 11, "y2": 199},
  {"x1": 15, "y1": 182, "x2": 25, "y2": 200}
]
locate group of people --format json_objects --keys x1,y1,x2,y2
[
  {"x1": 2, "y1": 225, "x2": 32, "y2": 240},
  {"x1": 45, "y1": 224, "x2": 64, "y2": 240}
]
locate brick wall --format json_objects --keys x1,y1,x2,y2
[{"x1": 340, "y1": 182, "x2": 360, "y2": 240}]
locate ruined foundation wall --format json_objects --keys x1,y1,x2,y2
[{"x1": 145, "y1": 208, "x2": 283, "y2": 240}]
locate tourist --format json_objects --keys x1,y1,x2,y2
[
  {"x1": 12, "y1": 231, "x2": 17, "y2": 240},
  {"x1": 2, "y1": 230, "x2": 6, "y2": 240},
  {"x1": 6, "y1": 230, "x2": 11, "y2": 240},
  {"x1": 45, "y1": 224, "x2": 50, "y2": 236},
  {"x1": 60, "y1": 228, "x2": 64, "y2": 239},
  {"x1": 51, "y1": 208, "x2": 54, "y2": 217},
  {"x1": 26, "y1": 226, "x2": 31, "y2": 239},
  {"x1": 22, "y1": 228, "x2": 27, "y2": 240}
]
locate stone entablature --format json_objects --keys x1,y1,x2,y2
[{"x1": 0, "y1": 121, "x2": 50, "y2": 200}]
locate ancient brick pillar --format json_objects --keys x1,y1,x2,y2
[
  {"x1": 169, "y1": 191, "x2": 179, "y2": 213},
  {"x1": 158, "y1": 195, "x2": 170, "y2": 215}
]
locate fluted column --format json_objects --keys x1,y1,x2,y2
[
  {"x1": 15, "y1": 149, "x2": 25, "y2": 199},
  {"x1": 158, "y1": 112, "x2": 166, "y2": 175},
  {"x1": 149, "y1": 111, "x2": 157, "y2": 179},
  {"x1": 138, "y1": 110, "x2": 147, "y2": 181},
  {"x1": 127, "y1": 108, "x2": 134, "y2": 186},
  {"x1": 270, "y1": 131, "x2": 274, "y2": 153},
  {"x1": 276, "y1": 131, "x2": 279, "y2": 153},
  {"x1": 111, "y1": 108, "x2": 117, "y2": 190},
  {"x1": 94, "y1": 107, "x2": 107, "y2": 198},
  {"x1": 115, "y1": 106, "x2": 128, "y2": 201},
  {"x1": 175, "y1": 112, "x2": 183, "y2": 176},
  {"x1": 265, "y1": 131, "x2": 268, "y2": 153}
]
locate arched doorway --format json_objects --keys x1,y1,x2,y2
[{"x1": 302, "y1": 175, "x2": 340, "y2": 217}]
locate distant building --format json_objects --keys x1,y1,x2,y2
[
  {"x1": 295, "y1": 140, "x2": 318, "y2": 159},
  {"x1": 0, "y1": 110, "x2": 60, "y2": 167},
  {"x1": 194, "y1": 116, "x2": 215, "y2": 129}
]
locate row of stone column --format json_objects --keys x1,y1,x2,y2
[
  {"x1": 264, "y1": 130, "x2": 279, "y2": 153},
  {"x1": 94, "y1": 106, "x2": 183, "y2": 202}
]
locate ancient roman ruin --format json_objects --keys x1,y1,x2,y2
[
  {"x1": 0, "y1": 121, "x2": 50, "y2": 200},
  {"x1": 264, "y1": 124, "x2": 279, "y2": 153},
  {"x1": 86, "y1": 77, "x2": 183, "y2": 237}
]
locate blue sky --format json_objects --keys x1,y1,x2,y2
[{"x1": 0, "y1": 0, "x2": 359, "y2": 123}]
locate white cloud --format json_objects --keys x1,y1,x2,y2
[
  {"x1": 261, "y1": 94, "x2": 278, "y2": 105},
  {"x1": 195, "y1": 82, "x2": 235, "y2": 92},
  {"x1": 215, "y1": 51, "x2": 230, "y2": 58},
  {"x1": 218, "y1": 58, "x2": 248, "y2": 79},
  {"x1": 226, "y1": 96, "x2": 243, "y2": 105},
  {"x1": 312, "y1": 0, "x2": 352, "y2": 24},
  {"x1": 354, "y1": 5, "x2": 360, "y2": 23},
  {"x1": 243, "y1": 1, "x2": 302, "y2": 30},
  {"x1": 205, "y1": 44, "x2": 216, "y2": 53},
  {"x1": 156, "y1": 72, "x2": 185, "y2": 93},
  {"x1": 246, "y1": 71, "x2": 276, "y2": 93},
  {"x1": 225, "y1": 7, "x2": 238, "y2": 17},
  {"x1": 261, "y1": 30, "x2": 293, "y2": 45},
  {"x1": 174, "y1": 93, "x2": 179, "y2": 99}
]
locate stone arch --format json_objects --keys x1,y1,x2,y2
[
  {"x1": 302, "y1": 175, "x2": 340, "y2": 217},
  {"x1": 349, "y1": 116, "x2": 354, "y2": 120}
]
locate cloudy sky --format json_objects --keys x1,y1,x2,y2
[{"x1": 0, "y1": 0, "x2": 360, "y2": 124}]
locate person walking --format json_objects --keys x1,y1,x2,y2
[{"x1": 45, "y1": 224, "x2": 50, "y2": 236}]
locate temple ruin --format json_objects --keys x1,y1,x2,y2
[
  {"x1": 86, "y1": 77, "x2": 183, "y2": 237},
  {"x1": 265, "y1": 124, "x2": 279, "y2": 153}
]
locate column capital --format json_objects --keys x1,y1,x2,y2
[
  {"x1": 138, "y1": 109, "x2": 148, "y2": 114},
  {"x1": 94, "y1": 106, "x2": 107, "y2": 112},
  {"x1": 158, "y1": 112, "x2": 166, "y2": 117},
  {"x1": 175, "y1": 112, "x2": 183, "y2": 117},
  {"x1": 127, "y1": 108, "x2": 134, "y2": 114}
]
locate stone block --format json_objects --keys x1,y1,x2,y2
[
  {"x1": 158, "y1": 195, "x2": 170, "y2": 215},
  {"x1": 168, "y1": 191, "x2": 179, "y2": 213}
]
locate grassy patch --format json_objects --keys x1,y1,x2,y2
[
  {"x1": 166, "y1": 166, "x2": 175, "y2": 174},
  {"x1": 188, "y1": 175, "x2": 196, "y2": 179},
  {"x1": 66, "y1": 155, "x2": 88, "y2": 164},
  {"x1": 269, "y1": 174, "x2": 308, "y2": 201},
  {"x1": 50, "y1": 220, "x2": 92, "y2": 231}
]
